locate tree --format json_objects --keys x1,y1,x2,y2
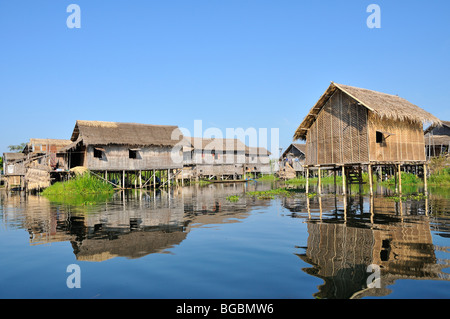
[{"x1": 8, "y1": 143, "x2": 27, "y2": 152}]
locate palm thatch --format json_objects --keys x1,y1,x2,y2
[
  {"x1": 294, "y1": 82, "x2": 442, "y2": 141},
  {"x1": 24, "y1": 138, "x2": 72, "y2": 154},
  {"x1": 245, "y1": 146, "x2": 271, "y2": 156},
  {"x1": 281, "y1": 143, "x2": 306, "y2": 159},
  {"x1": 65, "y1": 120, "x2": 184, "y2": 149},
  {"x1": 187, "y1": 137, "x2": 247, "y2": 152},
  {"x1": 25, "y1": 168, "x2": 51, "y2": 191}
]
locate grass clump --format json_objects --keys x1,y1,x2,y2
[
  {"x1": 42, "y1": 173, "x2": 115, "y2": 196},
  {"x1": 381, "y1": 172, "x2": 422, "y2": 186},
  {"x1": 428, "y1": 167, "x2": 450, "y2": 186},
  {"x1": 246, "y1": 187, "x2": 302, "y2": 199},
  {"x1": 256, "y1": 174, "x2": 279, "y2": 182},
  {"x1": 226, "y1": 195, "x2": 240, "y2": 202}
]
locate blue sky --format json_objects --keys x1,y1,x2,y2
[{"x1": 1, "y1": 0, "x2": 449, "y2": 156}]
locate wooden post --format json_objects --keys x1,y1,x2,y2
[
  {"x1": 123, "y1": 170, "x2": 125, "y2": 189},
  {"x1": 342, "y1": 166, "x2": 346, "y2": 195},
  {"x1": 423, "y1": 164, "x2": 428, "y2": 195},
  {"x1": 318, "y1": 167, "x2": 322, "y2": 195},
  {"x1": 398, "y1": 164, "x2": 402, "y2": 194},
  {"x1": 168, "y1": 169, "x2": 171, "y2": 188},
  {"x1": 153, "y1": 169, "x2": 156, "y2": 188},
  {"x1": 368, "y1": 164, "x2": 373, "y2": 196},
  {"x1": 394, "y1": 165, "x2": 398, "y2": 193},
  {"x1": 181, "y1": 170, "x2": 184, "y2": 186},
  {"x1": 333, "y1": 167, "x2": 337, "y2": 194},
  {"x1": 305, "y1": 167, "x2": 309, "y2": 194},
  {"x1": 139, "y1": 170, "x2": 142, "y2": 189}
]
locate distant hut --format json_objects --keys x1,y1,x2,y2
[
  {"x1": 245, "y1": 146, "x2": 272, "y2": 177},
  {"x1": 182, "y1": 137, "x2": 247, "y2": 180},
  {"x1": 293, "y1": 82, "x2": 441, "y2": 194},
  {"x1": 62, "y1": 120, "x2": 185, "y2": 188},
  {"x1": 23, "y1": 138, "x2": 72, "y2": 170},
  {"x1": 279, "y1": 143, "x2": 306, "y2": 178},
  {"x1": 424, "y1": 120, "x2": 450, "y2": 158},
  {"x1": 2, "y1": 152, "x2": 26, "y2": 190}
]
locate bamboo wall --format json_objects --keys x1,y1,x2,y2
[
  {"x1": 305, "y1": 90, "x2": 427, "y2": 166},
  {"x1": 85, "y1": 145, "x2": 183, "y2": 171},
  {"x1": 368, "y1": 114, "x2": 426, "y2": 163},
  {"x1": 188, "y1": 150, "x2": 246, "y2": 165},
  {"x1": 306, "y1": 90, "x2": 369, "y2": 166}
]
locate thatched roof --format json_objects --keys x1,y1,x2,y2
[
  {"x1": 67, "y1": 120, "x2": 184, "y2": 148},
  {"x1": 425, "y1": 135, "x2": 450, "y2": 146},
  {"x1": 28, "y1": 138, "x2": 72, "y2": 146},
  {"x1": 24, "y1": 138, "x2": 72, "y2": 153},
  {"x1": 246, "y1": 146, "x2": 271, "y2": 156},
  {"x1": 186, "y1": 137, "x2": 247, "y2": 152},
  {"x1": 281, "y1": 143, "x2": 306, "y2": 159},
  {"x1": 424, "y1": 120, "x2": 450, "y2": 135},
  {"x1": 294, "y1": 82, "x2": 442, "y2": 141},
  {"x1": 3, "y1": 152, "x2": 26, "y2": 162}
]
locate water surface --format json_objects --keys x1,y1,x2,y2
[{"x1": 0, "y1": 182, "x2": 449, "y2": 299}]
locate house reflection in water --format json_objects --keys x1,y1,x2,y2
[
  {"x1": 2, "y1": 183, "x2": 272, "y2": 263},
  {"x1": 282, "y1": 194, "x2": 449, "y2": 299}
]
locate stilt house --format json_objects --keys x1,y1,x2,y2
[
  {"x1": 182, "y1": 137, "x2": 247, "y2": 180},
  {"x1": 244, "y1": 146, "x2": 272, "y2": 175},
  {"x1": 293, "y1": 82, "x2": 441, "y2": 194},
  {"x1": 424, "y1": 120, "x2": 450, "y2": 158},
  {"x1": 62, "y1": 120, "x2": 185, "y2": 187}
]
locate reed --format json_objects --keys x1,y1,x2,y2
[{"x1": 42, "y1": 173, "x2": 115, "y2": 196}]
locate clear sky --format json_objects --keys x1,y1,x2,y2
[{"x1": 1, "y1": 0, "x2": 449, "y2": 156}]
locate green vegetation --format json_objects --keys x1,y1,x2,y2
[
  {"x1": 42, "y1": 174, "x2": 115, "y2": 206},
  {"x1": 42, "y1": 173, "x2": 115, "y2": 196},
  {"x1": 188, "y1": 179, "x2": 212, "y2": 186},
  {"x1": 387, "y1": 193, "x2": 428, "y2": 202},
  {"x1": 43, "y1": 192, "x2": 115, "y2": 207},
  {"x1": 8, "y1": 143, "x2": 27, "y2": 152},
  {"x1": 246, "y1": 187, "x2": 303, "y2": 200},
  {"x1": 381, "y1": 172, "x2": 422, "y2": 187},
  {"x1": 285, "y1": 174, "x2": 345, "y2": 185},
  {"x1": 226, "y1": 195, "x2": 240, "y2": 202},
  {"x1": 428, "y1": 167, "x2": 450, "y2": 186},
  {"x1": 256, "y1": 174, "x2": 279, "y2": 182}
]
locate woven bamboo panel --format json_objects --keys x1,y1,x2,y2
[
  {"x1": 341, "y1": 96, "x2": 352, "y2": 163},
  {"x1": 323, "y1": 103, "x2": 333, "y2": 164},
  {"x1": 359, "y1": 107, "x2": 369, "y2": 162},
  {"x1": 317, "y1": 111, "x2": 323, "y2": 164},
  {"x1": 330, "y1": 94, "x2": 341, "y2": 163}
]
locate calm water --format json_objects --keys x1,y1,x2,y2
[{"x1": 0, "y1": 182, "x2": 449, "y2": 299}]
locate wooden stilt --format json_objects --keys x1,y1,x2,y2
[
  {"x1": 342, "y1": 166, "x2": 346, "y2": 195},
  {"x1": 139, "y1": 170, "x2": 142, "y2": 189},
  {"x1": 423, "y1": 164, "x2": 428, "y2": 195},
  {"x1": 318, "y1": 167, "x2": 322, "y2": 195},
  {"x1": 398, "y1": 164, "x2": 402, "y2": 194},
  {"x1": 368, "y1": 164, "x2": 373, "y2": 196},
  {"x1": 123, "y1": 170, "x2": 125, "y2": 189},
  {"x1": 305, "y1": 167, "x2": 309, "y2": 194},
  {"x1": 394, "y1": 165, "x2": 398, "y2": 193},
  {"x1": 333, "y1": 167, "x2": 337, "y2": 194},
  {"x1": 153, "y1": 169, "x2": 156, "y2": 188}
]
